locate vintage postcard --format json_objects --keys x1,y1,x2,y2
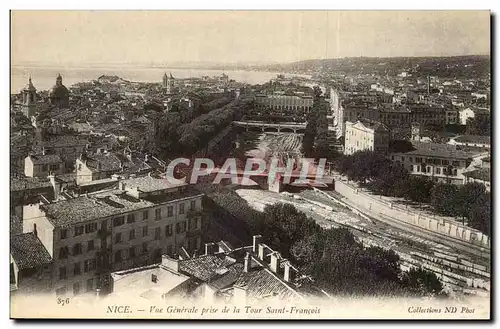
[{"x1": 9, "y1": 10, "x2": 491, "y2": 320}]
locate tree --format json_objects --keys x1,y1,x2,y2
[
  {"x1": 456, "y1": 183, "x2": 487, "y2": 221},
  {"x1": 302, "y1": 86, "x2": 322, "y2": 157},
  {"x1": 401, "y1": 267, "x2": 444, "y2": 297},
  {"x1": 467, "y1": 192, "x2": 491, "y2": 235},
  {"x1": 466, "y1": 115, "x2": 490, "y2": 136},
  {"x1": 400, "y1": 176, "x2": 435, "y2": 204},
  {"x1": 430, "y1": 183, "x2": 459, "y2": 216},
  {"x1": 368, "y1": 163, "x2": 409, "y2": 196}
]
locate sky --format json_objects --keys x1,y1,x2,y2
[{"x1": 11, "y1": 11, "x2": 491, "y2": 66}]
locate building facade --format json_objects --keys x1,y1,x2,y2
[
  {"x1": 390, "y1": 142, "x2": 487, "y2": 185},
  {"x1": 20, "y1": 176, "x2": 204, "y2": 297},
  {"x1": 344, "y1": 119, "x2": 390, "y2": 155}
]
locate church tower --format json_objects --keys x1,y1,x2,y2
[
  {"x1": 21, "y1": 77, "x2": 37, "y2": 118},
  {"x1": 162, "y1": 72, "x2": 168, "y2": 89},
  {"x1": 166, "y1": 73, "x2": 174, "y2": 94}
]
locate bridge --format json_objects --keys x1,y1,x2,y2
[{"x1": 232, "y1": 120, "x2": 307, "y2": 133}]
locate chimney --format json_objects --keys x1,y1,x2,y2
[
  {"x1": 204, "y1": 243, "x2": 218, "y2": 255},
  {"x1": 270, "y1": 252, "x2": 281, "y2": 273},
  {"x1": 283, "y1": 260, "x2": 293, "y2": 282},
  {"x1": 48, "y1": 174, "x2": 60, "y2": 199},
  {"x1": 161, "y1": 255, "x2": 179, "y2": 273},
  {"x1": 258, "y1": 244, "x2": 265, "y2": 261},
  {"x1": 42, "y1": 147, "x2": 46, "y2": 156},
  {"x1": 243, "y1": 252, "x2": 250, "y2": 273},
  {"x1": 96, "y1": 288, "x2": 101, "y2": 300},
  {"x1": 252, "y1": 235, "x2": 262, "y2": 253}
]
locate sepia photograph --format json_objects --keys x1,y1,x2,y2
[{"x1": 8, "y1": 9, "x2": 491, "y2": 320}]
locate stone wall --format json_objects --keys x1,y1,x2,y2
[{"x1": 334, "y1": 181, "x2": 490, "y2": 248}]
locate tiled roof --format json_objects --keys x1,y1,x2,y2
[
  {"x1": 10, "y1": 215, "x2": 23, "y2": 236},
  {"x1": 10, "y1": 176, "x2": 52, "y2": 192},
  {"x1": 43, "y1": 135, "x2": 89, "y2": 148},
  {"x1": 121, "y1": 176, "x2": 186, "y2": 193},
  {"x1": 179, "y1": 254, "x2": 234, "y2": 282},
  {"x1": 41, "y1": 185, "x2": 202, "y2": 227},
  {"x1": 463, "y1": 168, "x2": 491, "y2": 182},
  {"x1": 11, "y1": 233, "x2": 52, "y2": 270},
  {"x1": 233, "y1": 267, "x2": 299, "y2": 302},
  {"x1": 353, "y1": 118, "x2": 389, "y2": 132},
  {"x1": 454, "y1": 135, "x2": 491, "y2": 145},
  {"x1": 28, "y1": 154, "x2": 63, "y2": 165},
  {"x1": 395, "y1": 141, "x2": 482, "y2": 160},
  {"x1": 83, "y1": 153, "x2": 122, "y2": 172}
]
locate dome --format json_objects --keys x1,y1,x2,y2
[
  {"x1": 49, "y1": 74, "x2": 70, "y2": 108},
  {"x1": 49, "y1": 84, "x2": 69, "y2": 98}
]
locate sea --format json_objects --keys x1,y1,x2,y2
[{"x1": 11, "y1": 65, "x2": 309, "y2": 93}]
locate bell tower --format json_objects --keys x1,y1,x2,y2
[{"x1": 21, "y1": 76, "x2": 37, "y2": 118}]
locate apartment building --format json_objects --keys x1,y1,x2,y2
[
  {"x1": 344, "y1": 119, "x2": 390, "y2": 155},
  {"x1": 24, "y1": 153, "x2": 64, "y2": 178},
  {"x1": 254, "y1": 94, "x2": 313, "y2": 115},
  {"x1": 20, "y1": 176, "x2": 204, "y2": 297},
  {"x1": 390, "y1": 142, "x2": 487, "y2": 185}
]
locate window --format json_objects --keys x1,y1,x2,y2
[
  {"x1": 87, "y1": 240, "x2": 95, "y2": 251},
  {"x1": 155, "y1": 227, "x2": 161, "y2": 240},
  {"x1": 78, "y1": 164, "x2": 82, "y2": 170},
  {"x1": 142, "y1": 242, "x2": 148, "y2": 254},
  {"x1": 74, "y1": 262, "x2": 81, "y2": 276},
  {"x1": 129, "y1": 229, "x2": 135, "y2": 241},
  {"x1": 113, "y1": 217, "x2": 125, "y2": 227},
  {"x1": 127, "y1": 214, "x2": 135, "y2": 224},
  {"x1": 59, "y1": 266, "x2": 67, "y2": 280},
  {"x1": 142, "y1": 226, "x2": 148, "y2": 237},
  {"x1": 442, "y1": 160, "x2": 449, "y2": 165},
  {"x1": 59, "y1": 247, "x2": 69, "y2": 260},
  {"x1": 84, "y1": 259, "x2": 96, "y2": 272},
  {"x1": 167, "y1": 206, "x2": 173, "y2": 217},
  {"x1": 142, "y1": 211, "x2": 149, "y2": 220},
  {"x1": 190, "y1": 200, "x2": 196, "y2": 211},
  {"x1": 167, "y1": 245, "x2": 173, "y2": 256},
  {"x1": 86, "y1": 278, "x2": 94, "y2": 292},
  {"x1": 42, "y1": 164, "x2": 48, "y2": 172},
  {"x1": 73, "y1": 243, "x2": 82, "y2": 255},
  {"x1": 60, "y1": 229, "x2": 68, "y2": 240},
  {"x1": 151, "y1": 274, "x2": 158, "y2": 283},
  {"x1": 435, "y1": 168, "x2": 441, "y2": 175},
  {"x1": 55, "y1": 287, "x2": 67, "y2": 297},
  {"x1": 176, "y1": 221, "x2": 187, "y2": 234},
  {"x1": 73, "y1": 282, "x2": 81, "y2": 295},
  {"x1": 74, "y1": 225, "x2": 84, "y2": 236},
  {"x1": 452, "y1": 161, "x2": 460, "y2": 167},
  {"x1": 49, "y1": 164, "x2": 59, "y2": 171},
  {"x1": 115, "y1": 233, "x2": 122, "y2": 244},
  {"x1": 165, "y1": 224, "x2": 173, "y2": 237},
  {"x1": 416, "y1": 157, "x2": 422, "y2": 163},
  {"x1": 85, "y1": 222, "x2": 98, "y2": 233},
  {"x1": 179, "y1": 203, "x2": 185, "y2": 215},
  {"x1": 114, "y1": 251, "x2": 122, "y2": 263},
  {"x1": 155, "y1": 209, "x2": 162, "y2": 220},
  {"x1": 129, "y1": 246, "x2": 136, "y2": 258},
  {"x1": 154, "y1": 248, "x2": 162, "y2": 261}
]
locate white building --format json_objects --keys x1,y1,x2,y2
[{"x1": 344, "y1": 119, "x2": 390, "y2": 155}]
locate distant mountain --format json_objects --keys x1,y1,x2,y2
[{"x1": 241, "y1": 55, "x2": 491, "y2": 78}]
